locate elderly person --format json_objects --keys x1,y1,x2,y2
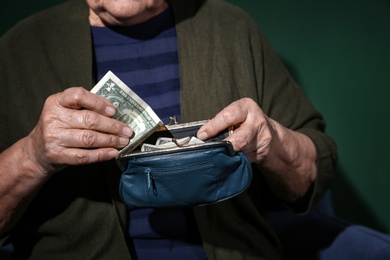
[{"x1": 0, "y1": 0, "x2": 337, "y2": 259}]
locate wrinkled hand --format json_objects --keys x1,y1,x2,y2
[
  {"x1": 197, "y1": 98, "x2": 318, "y2": 201},
  {"x1": 26, "y1": 87, "x2": 133, "y2": 174},
  {"x1": 197, "y1": 98, "x2": 275, "y2": 163}
]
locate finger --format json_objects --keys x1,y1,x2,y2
[
  {"x1": 59, "y1": 109, "x2": 133, "y2": 138},
  {"x1": 55, "y1": 147, "x2": 119, "y2": 165},
  {"x1": 57, "y1": 87, "x2": 116, "y2": 117},
  {"x1": 224, "y1": 125, "x2": 253, "y2": 150},
  {"x1": 228, "y1": 116, "x2": 273, "y2": 161},
  {"x1": 229, "y1": 117, "x2": 270, "y2": 150},
  {"x1": 58, "y1": 129, "x2": 130, "y2": 149},
  {"x1": 197, "y1": 101, "x2": 247, "y2": 140}
]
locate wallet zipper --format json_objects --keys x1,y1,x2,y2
[{"x1": 145, "y1": 168, "x2": 158, "y2": 196}]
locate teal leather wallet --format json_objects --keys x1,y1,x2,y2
[{"x1": 116, "y1": 121, "x2": 252, "y2": 208}]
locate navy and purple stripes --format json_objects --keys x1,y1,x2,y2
[{"x1": 91, "y1": 7, "x2": 181, "y2": 124}]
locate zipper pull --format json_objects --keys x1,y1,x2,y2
[{"x1": 145, "y1": 168, "x2": 158, "y2": 196}]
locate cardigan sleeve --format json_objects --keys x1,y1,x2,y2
[
  {"x1": 173, "y1": 0, "x2": 338, "y2": 214},
  {"x1": 248, "y1": 17, "x2": 338, "y2": 213}
]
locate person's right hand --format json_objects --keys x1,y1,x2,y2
[{"x1": 25, "y1": 87, "x2": 133, "y2": 175}]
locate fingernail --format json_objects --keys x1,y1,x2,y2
[
  {"x1": 105, "y1": 106, "x2": 116, "y2": 116},
  {"x1": 120, "y1": 137, "x2": 130, "y2": 146},
  {"x1": 108, "y1": 150, "x2": 118, "y2": 158},
  {"x1": 123, "y1": 127, "x2": 132, "y2": 137},
  {"x1": 197, "y1": 131, "x2": 208, "y2": 140}
]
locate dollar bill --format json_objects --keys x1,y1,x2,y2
[
  {"x1": 156, "y1": 137, "x2": 179, "y2": 146},
  {"x1": 141, "y1": 136, "x2": 204, "y2": 152},
  {"x1": 141, "y1": 143, "x2": 169, "y2": 152},
  {"x1": 156, "y1": 136, "x2": 204, "y2": 146},
  {"x1": 91, "y1": 71, "x2": 163, "y2": 155}
]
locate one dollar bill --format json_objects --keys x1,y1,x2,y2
[
  {"x1": 141, "y1": 136, "x2": 204, "y2": 152},
  {"x1": 90, "y1": 71, "x2": 163, "y2": 155}
]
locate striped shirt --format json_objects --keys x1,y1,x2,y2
[
  {"x1": 91, "y1": 7, "x2": 207, "y2": 260},
  {"x1": 91, "y1": 7, "x2": 181, "y2": 124}
]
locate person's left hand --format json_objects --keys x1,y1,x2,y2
[
  {"x1": 197, "y1": 98, "x2": 276, "y2": 164},
  {"x1": 197, "y1": 97, "x2": 318, "y2": 202}
]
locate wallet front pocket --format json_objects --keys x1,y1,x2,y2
[
  {"x1": 121, "y1": 160, "x2": 219, "y2": 208},
  {"x1": 118, "y1": 142, "x2": 252, "y2": 208}
]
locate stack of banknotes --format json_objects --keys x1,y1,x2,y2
[
  {"x1": 91, "y1": 71, "x2": 202, "y2": 154},
  {"x1": 141, "y1": 136, "x2": 204, "y2": 152}
]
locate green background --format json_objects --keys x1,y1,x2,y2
[{"x1": 1, "y1": 0, "x2": 389, "y2": 233}]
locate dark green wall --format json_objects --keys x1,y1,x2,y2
[
  {"x1": 1, "y1": 0, "x2": 390, "y2": 233},
  {"x1": 225, "y1": 0, "x2": 390, "y2": 233},
  {"x1": 1, "y1": 1, "x2": 66, "y2": 36}
]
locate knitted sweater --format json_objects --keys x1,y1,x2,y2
[{"x1": 0, "y1": 0, "x2": 337, "y2": 259}]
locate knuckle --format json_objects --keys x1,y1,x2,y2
[
  {"x1": 108, "y1": 135, "x2": 118, "y2": 146},
  {"x1": 95, "y1": 98, "x2": 108, "y2": 111},
  {"x1": 44, "y1": 133, "x2": 58, "y2": 148},
  {"x1": 83, "y1": 111, "x2": 100, "y2": 128},
  {"x1": 80, "y1": 131, "x2": 98, "y2": 147},
  {"x1": 110, "y1": 122, "x2": 121, "y2": 134},
  {"x1": 67, "y1": 87, "x2": 87, "y2": 106},
  {"x1": 242, "y1": 97, "x2": 255, "y2": 104},
  {"x1": 221, "y1": 110, "x2": 236, "y2": 124},
  {"x1": 73, "y1": 150, "x2": 91, "y2": 165},
  {"x1": 68, "y1": 87, "x2": 85, "y2": 98}
]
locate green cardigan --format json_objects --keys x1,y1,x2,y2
[{"x1": 0, "y1": 0, "x2": 337, "y2": 259}]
